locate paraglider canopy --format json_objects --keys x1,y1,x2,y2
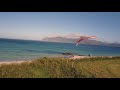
[{"x1": 75, "y1": 36, "x2": 98, "y2": 46}]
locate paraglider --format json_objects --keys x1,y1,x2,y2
[{"x1": 75, "y1": 36, "x2": 98, "y2": 46}]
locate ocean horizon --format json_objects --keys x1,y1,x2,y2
[{"x1": 0, "y1": 38, "x2": 120, "y2": 62}]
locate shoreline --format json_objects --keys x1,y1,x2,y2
[{"x1": 0, "y1": 55, "x2": 118, "y2": 65}]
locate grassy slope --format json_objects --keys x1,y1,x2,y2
[{"x1": 0, "y1": 57, "x2": 120, "y2": 78}]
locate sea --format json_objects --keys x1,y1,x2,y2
[{"x1": 0, "y1": 38, "x2": 120, "y2": 61}]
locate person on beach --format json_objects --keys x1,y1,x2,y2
[{"x1": 88, "y1": 54, "x2": 92, "y2": 57}]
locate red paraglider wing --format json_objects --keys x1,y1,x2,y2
[
  {"x1": 75, "y1": 36, "x2": 97, "y2": 46},
  {"x1": 76, "y1": 38, "x2": 84, "y2": 44}
]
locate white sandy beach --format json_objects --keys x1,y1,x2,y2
[
  {"x1": 69, "y1": 55, "x2": 113, "y2": 60},
  {"x1": 0, "y1": 60, "x2": 32, "y2": 65},
  {"x1": 69, "y1": 55, "x2": 90, "y2": 59},
  {"x1": 0, "y1": 55, "x2": 114, "y2": 65},
  {"x1": 0, "y1": 56, "x2": 88, "y2": 65}
]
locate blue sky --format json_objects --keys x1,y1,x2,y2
[{"x1": 0, "y1": 12, "x2": 120, "y2": 43}]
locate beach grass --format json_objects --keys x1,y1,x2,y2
[{"x1": 0, "y1": 57, "x2": 120, "y2": 78}]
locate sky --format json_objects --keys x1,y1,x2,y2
[{"x1": 0, "y1": 12, "x2": 120, "y2": 43}]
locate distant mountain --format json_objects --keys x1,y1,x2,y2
[
  {"x1": 43, "y1": 37, "x2": 77, "y2": 43},
  {"x1": 42, "y1": 37, "x2": 120, "y2": 47}
]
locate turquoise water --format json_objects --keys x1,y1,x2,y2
[{"x1": 0, "y1": 38, "x2": 120, "y2": 61}]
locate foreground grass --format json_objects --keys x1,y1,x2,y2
[{"x1": 0, "y1": 57, "x2": 120, "y2": 78}]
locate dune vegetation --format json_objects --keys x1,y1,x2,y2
[{"x1": 0, "y1": 57, "x2": 120, "y2": 78}]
